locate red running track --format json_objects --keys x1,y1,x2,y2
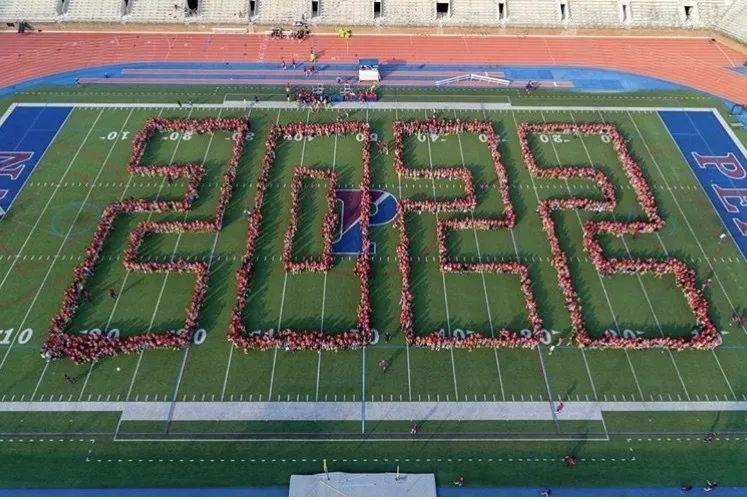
[{"x1": 2, "y1": 32, "x2": 746, "y2": 102}]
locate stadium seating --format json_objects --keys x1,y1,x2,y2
[
  {"x1": 197, "y1": 0, "x2": 252, "y2": 22},
  {"x1": 0, "y1": 0, "x2": 742, "y2": 37},
  {"x1": 125, "y1": 0, "x2": 186, "y2": 22},
  {"x1": 0, "y1": 0, "x2": 56, "y2": 21},
  {"x1": 64, "y1": 0, "x2": 127, "y2": 21},
  {"x1": 717, "y1": 0, "x2": 747, "y2": 42}
]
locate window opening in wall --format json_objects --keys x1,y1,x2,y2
[
  {"x1": 249, "y1": 0, "x2": 257, "y2": 17},
  {"x1": 374, "y1": 0, "x2": 382, "y2": 17},
  {"x1": 498, "y1": 1, "x2": 507, "y2": 20},
  {"x1": 559, "y1": 1, "x2": 569, "y2": 21},
  {"x1": 57, "y1": 0, "x2": 69, "y2": 15},
  {"x1": 683, "y1": 4, "x2": 694, "y2": 21},
  {"x1": 621, "y1": 3, "x2": 628, "y2": 21},
  {"x1": 312, "y1": 0, "x2": 320, "y2": 17},
  {"x1": 436, "y1": 0, "x2": 449, "y2": 18},
  {"x1": 186, "y1": 0, "x2": 199, "y2": 16}
]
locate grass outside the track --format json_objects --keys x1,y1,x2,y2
[{"x1": 0, "y1": 86, "x2": 745, "y2": 488}]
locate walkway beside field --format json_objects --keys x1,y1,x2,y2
[
  {"x1": 0, "y1": 33, "x2": 745, "y2": 103},
  {"x1": 2, "y1": 401, "x2": 746, "y2": 421}
]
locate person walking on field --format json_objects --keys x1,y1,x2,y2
[{"x1": 554, "y1": 401, "x2": 564, "y2": 415}]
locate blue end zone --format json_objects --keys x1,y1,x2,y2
[
  {"x1": 0, "y1": 105, "x2": 72, "y2": 219},
  {"x1": 659, "y1": 109, "x2": 747, "y2": 260}
]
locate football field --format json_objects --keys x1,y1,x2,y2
[{"x1": 0, "y1": 88, "x2": 746, "y2": 488}]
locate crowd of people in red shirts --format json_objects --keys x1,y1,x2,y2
[
  {"x1": 341, "y1": 89, "x2": 379, "y2": 102},
  {"x1": 42, "y1": 117, "x2": 249, "y2": 364},
  {"x1": 227, "y1": 121, "x2": 374, "y2": 352},
  {"x1": 518, "y1": 122, "x2": 718, "y2": 350},
  {"x1": 283, "y1": 167, "x2": 338, "y2": 273},
  {"x1": 392, "y1": 118, "x2": 544, "y2": 350},
  {"x1": 42, "y1": 114, "x2": 720, "y2": 364}
]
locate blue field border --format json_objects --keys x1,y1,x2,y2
[
  {"x1": 0, "y1": 104, "x2": 72, "y2": 220},
  {"x1": 659, "y1": 109, "x2": 747, "y2": 261}
]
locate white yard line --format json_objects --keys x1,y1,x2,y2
[
  {"x1": 167, "y1": 105, "x2": 239, "y2": 412},
  {"x1": 629, "y1": 111, "x2": 747, "y2": 337},
  {"x1": 455, "y1": 109, "x2": 505, "y2": 400},
  {"x1": 78, "y1": 108, "x2": 169, "y2": 400},
  {"x1": 580, "y1": 349, "x2": 599, "y2": 400},
  {"x1": 315, "y1": 351, "x2": 322, "y2": 401},
  {"x1": 577, "y1": 110, "x2": 692, "y2": 399},
  {"x1": 506, "y1": 109, "x2": 565, "y2": 414},
  {"x1": 626, "y1": 110, "x2": 744, "y2": 399},
  {"x1": 391, "y1": 105, "x2": 413, "y2": 402},
  {"x1": 124, "y1": 107, "x2": 200, "y2": 399},
  {"x1": 11, "y1": 110, "x2": 136, "y2": 398},
  {"x1": 269, "y1": 108, "x2": 311, "y2": 402},
  {"x1": 424, "y1": 111, "x2": 458, "y2": 401},
  {"x1": 221, "y1": 108, "x2": 280, "y2": 402},
  {"x1": 0, "y1": 109, "x2": 102, "y2": 295},
  {"x1": 0, "y1": 110, "x2": 104, "y2": 371},
  {"x1": 220, "y1": 347, "x2": 234, "y2": 401},
  {"x1": 102, "y1": 107, "x2": 167, "y2": 333},
  {"x1": 29, "y1": 364, "x2": 49, "y2": 400},
  {"x1": 711, "y1": 351, "x2": 738, "y2": 400},
  {"x1": 314, "y1": 132, "x2": 337, "y2": 403},
  {"x1": 543, "y1": 109, "x2": 625, "y2": 403}
]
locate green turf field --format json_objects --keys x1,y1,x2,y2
[{"x1": 0, "y1": 86, "x2": 745, "y2": 489}]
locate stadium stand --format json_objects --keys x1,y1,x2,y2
[
  {"x1": 124, "y1": 0, "x2": 187, "y2": 22},
  {"x1": 0, "y1": 0, "x2": 742, "y2": 34},
  {"x1": 717, "y1": 0, "x2": 747, "y2": 42},
  {"x1": 0, "y1": 0, "x2": 56, "y2": 21},
  {"x1": 64, "y1": 0, "x2": 128, "y2": 21},
  {"x1": 196, "y1": 0, "x2": 253, "y2": 22}
]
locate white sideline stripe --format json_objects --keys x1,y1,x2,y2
[
  {"x1": 10, "y1": 102, "x2": 724, "y2": 113},
  {"x1": 2, "y1": 401, "x2": 747, "y2": 422}
]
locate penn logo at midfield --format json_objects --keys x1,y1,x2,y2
[{"x1": 332, "y1": 189, "x2": 398, "y2": 254}]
